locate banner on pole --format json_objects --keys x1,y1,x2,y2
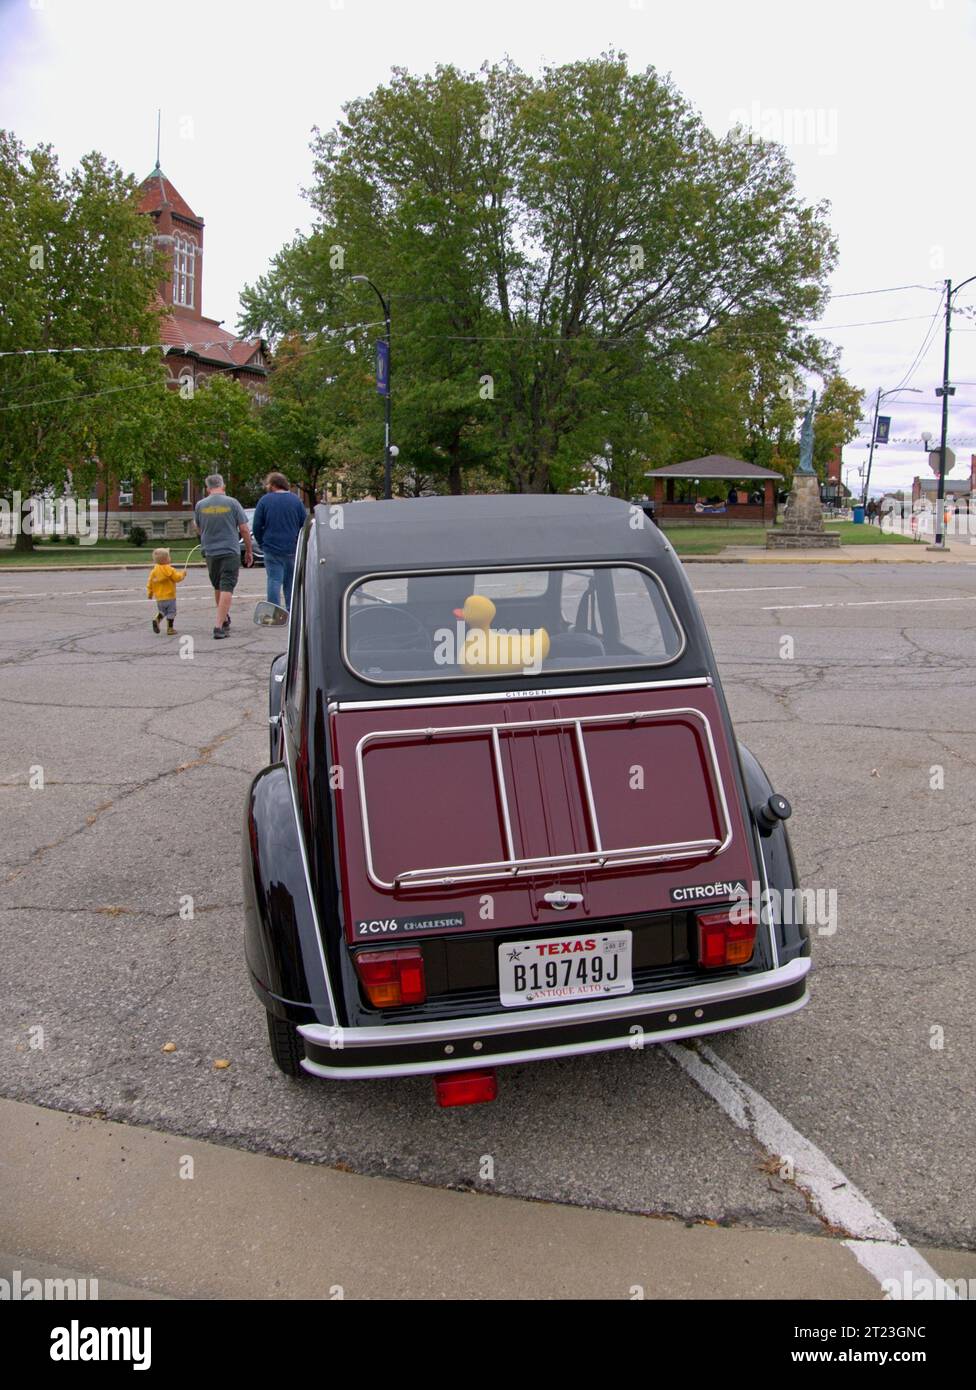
[
  {"x1": 875, "y1": 416, "x2": 890, "y2": 445},
  {"x1": 375, "y1": 339, "x2": 389, "y2": 397}
]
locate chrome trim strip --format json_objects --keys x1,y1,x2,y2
[
  {"x1": 754, "y1": 819, "x2": 780, "y2": 970},
  {"x1": 300, "y1": 978, "x2": 810, "y2": 1079},
  {"x1": 352, "y1": 706, "x2": 733, "y2": 889},
  {"x1": 341, "y1": 561, "x2": 687, "y2": 687},
  {"x1": 299, "y1": 955, "x2": 810, "y2": 1052},
  {"x1": 284, "y1": 738, "x2": 339, "y2": 1024},
  {"x1": 574, "y1": 719, "x2": 603, "y2": 853},
  {"x1": 490, "y1": 725, "x2": 515, "y2": 861},
  {"x1": 330, "y1": 676, "x2": 712, "y2": 714}
]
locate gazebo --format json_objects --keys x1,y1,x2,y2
[{"x1": 645, "y1": 455, "x2": 783, "y2": 524}]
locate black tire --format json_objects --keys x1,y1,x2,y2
[{"x1": 266, "y1": 1010, "x2": 306, "y2": 1078}]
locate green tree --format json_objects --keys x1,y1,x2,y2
[
  {"x1": 242, "y1": 56, "x2": 838, "y2": 495},
  {"x1": 812, "y1": 373, "x2": 863, "y2": 477},
  {"x1": 258, "y1": 333, "x2": 371, "y2": 503},
  {"x1": 171, "y1": 372, "x2": 271, "y2": 502},
  {"x1": 0, "y1": 132, "x2": 169, "y2": 547}
]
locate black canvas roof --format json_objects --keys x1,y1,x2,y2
[{"x1": 315, "y1": 494, "x2": 670, "y2": 576}]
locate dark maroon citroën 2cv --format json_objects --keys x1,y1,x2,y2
[{"x1": 243, "y1": 495, "x2": 810, "y2": 1106}]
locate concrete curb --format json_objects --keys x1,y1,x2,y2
[{"x1": 0, "y1": 1096, "x2": 900, "y2": 1301}]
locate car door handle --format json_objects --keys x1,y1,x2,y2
[{"x1": 542, "y1": 891, "x2": 584, "y2": 910}]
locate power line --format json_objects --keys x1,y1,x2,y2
[
  {"x1": 811, "y1": 313, "x2": 940, "y2": 330},
  {"x1": 0, "y1": 356, "x2": 256, "y2": 413},
  {"x1": 829, "y1": 283, "x2": 942, "y2": 299},
  {"x1": 891, "y1": 288, "x2": 947, "y2": 392},
  {"x1": 0, "y1": 340, "x2": 244, "y2": 358}
]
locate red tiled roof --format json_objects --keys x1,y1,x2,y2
[
  {"x1": 139, "y1": 165, "x2": 201, "y2": 223},
  {"x1": 161, "y1": 313, "x2": 266, "y2": 371}
]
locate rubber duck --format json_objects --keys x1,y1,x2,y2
[{"x1": 452, "y1": 594, "x2": 551, "y2": 673}]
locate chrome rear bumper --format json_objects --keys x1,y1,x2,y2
[{"x1": 298, "y1": 955, "x2": 810, "y2": 1080}]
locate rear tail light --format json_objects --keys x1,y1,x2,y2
[
  {"x1": 354, "y1": 947, "x2": 426, "y2": 1007},
  {"x1": 697, "y1": 909, "x2": 757, "y2": 968},
  {"x1": 434, "y1": 1069, "x2": 497, "y2": 1107}
]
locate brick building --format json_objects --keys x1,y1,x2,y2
[
  {"x1": 911, "y1": 455, "x2": 976, "y2": 508},
  {"x1": 97, "y1": 164, "x2": 268, "y2": 539},
  {"x1": 821, "y1": 442, "x2": 848, "y2": 504}
]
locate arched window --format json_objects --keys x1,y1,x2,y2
[{"x1": 172, "y1": 235, "x2": 196, "y2": 308}]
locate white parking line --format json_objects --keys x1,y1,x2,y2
[
  {"x1": 86, "y1": 594, "x2": 264, "y2": 606},
  {"x1": 693, "y1": 586, "x2": 806, "y2": 595},
  {"x1": 0, "y1": 583, "x2": 219, "y2": 600},
  {"x1": 761, "y1": 596, "x2": 976, "y2": 611},
  {"x1": 665, "y1": 1041, "x2": 953, "y2": 1300},
  {"x1": 86, "y1": 597, "x2": 211, "y2": 606}
]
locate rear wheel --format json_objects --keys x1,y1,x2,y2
[{"x1": 266, "y1": 1010, "x2": 306, "y2": 1078}]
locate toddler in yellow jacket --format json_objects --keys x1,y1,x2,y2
[{"x1": 146, "y1": 548, "x2": 187, "y2": 634}]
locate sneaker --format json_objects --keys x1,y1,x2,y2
[
  {"x1": 222, "y1": 614, "x2": 231, "y2": 629},
  {"x1": 166, "y1": 624, "x2": 176, "y2": 636},
  {"x1": 213, "y1": 627, "x2": 229, "y2": 640},
  {"x1": 152, "y1": 616, "x2": 160, "y2": 634}
]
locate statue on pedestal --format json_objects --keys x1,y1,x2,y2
[
  {"x1": 796, "y1": 391, "x2": 817, "y2": 475},
  {"x1": 766, "y1": 387, "x2": 840, "y2": 548}
]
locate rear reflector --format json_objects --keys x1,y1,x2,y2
[
  {"x1": 434, "y1": 1069, "x2": 498, "y2": 1108},
  {"x1": 354, "y1": 947, "x2": 426, "y2": 1008},
  {"x1": 697, "y1": 909, "x2": 757, "y2": 968}
]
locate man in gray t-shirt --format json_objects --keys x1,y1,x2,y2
[{"x1": 194, "y1": 474, "x2": 253, "y2": 639}]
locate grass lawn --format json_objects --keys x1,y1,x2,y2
[
  {"x1": 829, "y1": 522, "x2": 915, "y2": 545},
  {"x1": 663, "y1": 525, "x2": 767, "y2": 554},
  {"x1": 0, "y1": 539, "x2": 203, "y2": 567},
  {"x1": 662, "y1": 520, "x2": 916, "y2": 556},
  {"x1": 1, "y1": 520, "x2": 917, "y2": 565}
]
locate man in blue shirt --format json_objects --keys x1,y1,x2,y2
[{"x1": 251, "y1": 472, "x2": 307, "y2": 611}]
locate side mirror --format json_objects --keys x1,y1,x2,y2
[{"x1": 253, "y1": 601, "x2": 288, "y2": 627}]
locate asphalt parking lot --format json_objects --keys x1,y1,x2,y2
[{"x1": 1, "y1": 559, "x2": 974, "y2": 1285}]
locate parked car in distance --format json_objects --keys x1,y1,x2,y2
[
  {"x1": 243, "y1": 495, "x2": 810, "y2": 1106},
  {"x1": 241, "y1": 508, "x2": 263, "y2": 566}
]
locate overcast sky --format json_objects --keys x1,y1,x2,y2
[{"x1": 3, "y1": 0, "x2": 975, "y2": 491}]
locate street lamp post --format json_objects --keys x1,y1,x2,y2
[
  {"x1": 931, "y1": 275, "x2": 976, "y2": 548},
  {"x1": 350, "y1": 275, "x2": 392, "y2": 500},
  {"x1": 862, "y1": 386, "x2": 921, "y2": 507}
]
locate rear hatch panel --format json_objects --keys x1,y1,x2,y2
[{"x1": 332, "y1": 684, "x2": 757, "y2": 945}]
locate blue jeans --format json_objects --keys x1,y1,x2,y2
[{"x1": 264, "y1": 550, "x2": 295, "y2": 611}]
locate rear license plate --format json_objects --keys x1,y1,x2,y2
[{"x1": 498, "y1": 930, "x2": 633, "y2": 1007}]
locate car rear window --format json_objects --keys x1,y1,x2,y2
[{"x1": 344, "y1": 564, "x2": 684, "y2": 684}]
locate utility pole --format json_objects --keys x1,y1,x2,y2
[
  {"x1": 934, "y1": 278, "x2": 953, "y2": 549},
  {"x1": 863, "y1": 386, "x2": 921, "y2": 507},
  {"x1": 863, "y1": 387, "x2": 882, "y2": 507},
  {"x1": 932, "y1": 273, "x2": 976, "y2": 548}
]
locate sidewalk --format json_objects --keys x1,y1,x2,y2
[
  {"x1": 719, "y1": 542, "x2": 976, "y2": 564},
  {"x1": 4, "y1": 1096, "x2": 967, "y2": 1301}
]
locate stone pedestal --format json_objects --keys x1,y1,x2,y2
[{"x1": 765, "y1": 474, "x2": 840, "y2": 549}]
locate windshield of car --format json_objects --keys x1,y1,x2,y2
[{"x1": 344, "y1": 564, "x2": 684, "y2": 683}]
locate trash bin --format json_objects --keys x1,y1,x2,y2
[{"x1": 852, "y1": 505, "x2": 865, "y2": 525}]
